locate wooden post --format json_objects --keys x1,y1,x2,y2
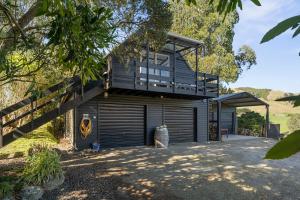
[
  {"x1": 146, "y1": 41, "x2": 149, "y2": 90},
  {"x1": 0, "y1": 112, "x2": 3, "y2": 148},
  {"x1": 266, "y1": 105, "x2": 270, "y2": 138},
  {"x1": 173, "y1": 41, "x2": 176, "y2": 93},
  {"x1": 195, "y1": 47, "x2": 198, "y2": 94},
  {"x1": 217, "y1": 101, "x2": 222, "y2": 141}
]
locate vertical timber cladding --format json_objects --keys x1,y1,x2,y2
[{"x1": 98, "y1": 102, "x2": 145, "y2": 148}]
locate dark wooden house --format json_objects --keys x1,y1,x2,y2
[
  {"x1": 66, "y1": 33, "x2": 219, "y2": 149},
  {"x1": 0, "y1": 33, "x2": 219, "y2": 149}
]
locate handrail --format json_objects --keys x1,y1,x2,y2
[{"x1": 0, "y1": 77, "x2": 80, "y2": 117}]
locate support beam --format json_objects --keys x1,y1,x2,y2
[
  {"x1": 266, "y1": 105, "x2": 270, "y2": 137},
  {"x1": 146, "y1": 41, "x2": 150, "y2": 90},
  {"x1": 217, "y1": 101, "x2": 222, "y2": 141},
  {"x1": 195, "y1": 47, "x2": 198, "y2": 94},
  {"x1": 173, "y1": 41, "x2": 176, "y2": 93},
  {"x1": 0, "y1": 112, "x2": 3, "y2": 148}
]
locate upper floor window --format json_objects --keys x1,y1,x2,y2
[{"x1": 140, "y1": 51, "x2": 170, "y2": 67}]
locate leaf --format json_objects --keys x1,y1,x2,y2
[
  {"x1": 261, "y1": 15, "x2": 300, "y2": 43},
  {"x1": 292, "y1": 26, "x2": 300, "y2": 37},
  {"x1": 276, "y1": 95, "x2": 300, "y2": 107},
  {"x1": 265, "y1": 130, "x2": 300, "y2": 159},
  {"x1": 250, "y1": 0, "x2": 261, "y2": 6}
]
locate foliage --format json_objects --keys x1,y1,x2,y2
[
  {"x1": 236, "y1": 87, "x2": 271, "y2": 100},
  {"x1": 0, "y1": 181, "x2": 14, "y2": 199},
  {"x1": 179, "y1": 0, "x2": 261, "y2": 15},
  {"x1": 22, "y1": 148, "x2": 63, "y2": 185},
  {"x1": 219, "y1": 84, "x2": 234, "y2": 95},
  {"x1": 261, "y1": 16, "x2": 300, "y2": 43},
  {"x1": 0, "y1": 123, "x2": 58, "y2": 158},
  {"x1": 0, "y1": 0, "x2": 173, "y2": 90},
  {"x1": 238, "y1": 111, "x2": 265, "y2": 133},
  {"x1": 277, "y1": 95, "x2": 300, "y2": 107},
  {"x1": 170, "y1": 0, "x2": 256, "y2": 83},
  {"x1": 287, "y1": 114, "x2": 300, "y2": 133},
  {"x1": 265, "y1": 130, "x2": 300, "y2": 159}
]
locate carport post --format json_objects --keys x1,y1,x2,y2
[
  {"x1": 217, "y1": 101, "x2": 222, "y2": 141},
  {"x1": 0, "y1": 112, "x2": 3, "y2": 147},
  {"x1": 266, "y1": 105, "x2": 270, "y2": 138}
]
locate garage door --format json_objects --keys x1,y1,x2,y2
[
  {"x1": 164, "y1": 106, "x2": 194, "y2": 143},
  {"x1": 98, "y1": 103, "x2": 145, "y2": 148}
]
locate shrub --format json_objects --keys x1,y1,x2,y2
[
  {"x1": 22, "y1": 148, "x2": 63, "y2": 186},
  {"x1": 288, "y1": 114, "x2": 300, "y2": 132},
  {"x1": 0, "y1": 181, "x2": 14, "y2": 199},
  {"x1": 265, "y1": 130, "x2": 300, "y2": 159},
  {"x1": 238, "y1": 111, "x2": 265, "y2": 135}
]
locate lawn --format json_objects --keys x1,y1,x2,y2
[
  {"x1": 0, "y1": 123, "x2": 58, "y2": 158},
  {"x1": 270, "y1": 113, "x2": 290, "y2": 133}
]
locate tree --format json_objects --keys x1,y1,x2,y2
[
  {"x1": 238, "y1": 111, "x2": 265, "y2": 135},
  {"x1": 170, "y1": 0, "x2": 256, "y2": 83},
  {"x1": 0, "y1": 0, "x2": 172, "y2": 90}
]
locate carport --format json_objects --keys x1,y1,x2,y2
[{"x1": 213, "y1": 92, "x2": 270, "y2": 141}]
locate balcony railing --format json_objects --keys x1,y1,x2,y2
[{"x1": 111, "y1": 63, "x2": 219, "y2": 98}]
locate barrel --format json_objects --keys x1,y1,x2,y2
[{"x1": 154, "y1": 125, "x2": 169, "y2": 148}]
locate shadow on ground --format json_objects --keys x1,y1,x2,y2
[{"x1": 45, "y1": 138, "x2": 300, "y2": 200}]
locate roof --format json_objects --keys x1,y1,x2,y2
[
  {"x1": 213, "y1": 92, "x2": 269, "y2": 107},
  {"x1": 167, "y1": 32, "x2": 203, "y2": 46}
]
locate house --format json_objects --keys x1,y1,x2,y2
[
  {"x1": 1, "y1": 32, "x2": 220, "y2": 149},
  {"x1": 64, "y1": 32, "x2": 219, "y2": 149}
]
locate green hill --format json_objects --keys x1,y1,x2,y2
[{"x1": 234, "y1": 87, "x2": 300, "y2": 134}]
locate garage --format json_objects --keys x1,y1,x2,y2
[
  {"x1": 98, "y1": 103, "x2": 145, "y2": 148},
  {"x1": 164, "y1": 106, "x2": 195, "y2": 143}
]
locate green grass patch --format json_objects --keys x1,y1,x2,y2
[
  {"x1": 265, "y1": 130, "x2": 300, "y2": 159},
  {"x1": 0, "y1": 123, "x2": 58, "y2": 158},
  {"x1": 270, "y1": 113, "x2": 290, "y2": 133}
]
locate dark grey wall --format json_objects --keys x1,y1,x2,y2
[
  {"x1": 211, "y1": 104, "x2": 236, "y2": 134},
  {"x1": 111, "y1": 49, "x2": 197, "y2": 90},
  {"x1": 74, "y1": 94, "x2": 208, "y2": 149}
]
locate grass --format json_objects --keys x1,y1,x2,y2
[
  {"x1": 0, "y1": 123, "x2": 58, "y2": 158},
  {"x1": 265, "y1": 130, "x2": 300, "y2": 159},
  {"x1": 270, "y1": 113, "x2": 290, "y2": 133}
]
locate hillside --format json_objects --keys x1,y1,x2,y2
[{"x1": 234, "y1": 87, "x2": 300, "y2": 133}]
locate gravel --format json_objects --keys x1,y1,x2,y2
[{"x1": 22, "y1": 138, "x2": 300, "y2": 199}]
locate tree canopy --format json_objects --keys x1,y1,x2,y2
[
  {"x1": 0, "y1": 0, "x2": 172, "y2": 91},
  {"x1": 170, "y1": 0, "x2": 256, "y2": 83}
]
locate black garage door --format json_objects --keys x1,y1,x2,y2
[
  {"x1": 164, "y1": 106, "x2": 194, "y2": 143},
  {"x1": 98, "y1": 103, "x2": 145, "y2": 148}
]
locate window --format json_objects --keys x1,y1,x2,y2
[
  {"x1": 140, "y1": 51, "x2": 170, "y2": 67},
  {"x1": 156, "y1": 53, "x2": 169, "y2": 67},
  {"x1": 161, "y1": 70, "x2": 170, "y2": 77}
]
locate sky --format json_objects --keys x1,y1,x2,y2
[{"x1": 229, "y1": 0, "x2": 300, "y2": 93}]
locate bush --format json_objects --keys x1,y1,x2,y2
[
  {"x1": 0, "y1": 181, "x2": 14, "y2": 199},
  {"x1": 22, "y1": 148, "x2": 63, "y2": 186},
  {"x1": 238, "y1": 111, "x2": 265, "y2": 135},
  {"x1": 265, "y1": 130, "x2": 300, "y2": 159},
  {"x1": 288, "y1": 114, "x2": 300, "y2": 132}
]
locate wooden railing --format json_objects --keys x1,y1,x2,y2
[
  {"x1": 133, "y1": 69, "x2": 219, "y2": 97},
  {"x1": 0, "y1": 77, "x2": 104, "y2": 147}
]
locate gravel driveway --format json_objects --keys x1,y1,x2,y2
[{"x1": 45, "y1": 138, "x2": 300, "y2": 200}]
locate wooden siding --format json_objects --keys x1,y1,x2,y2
[{"x1": 74, "y1": 94, "x2": 208, "y2": 149}]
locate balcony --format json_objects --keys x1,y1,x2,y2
[{"x1": 109, "y1": 32, "x2": 219, "y2": 99}]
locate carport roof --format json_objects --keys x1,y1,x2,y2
[{"x1": 214, "y1": 92, "x2": 269, "y2": 107}]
